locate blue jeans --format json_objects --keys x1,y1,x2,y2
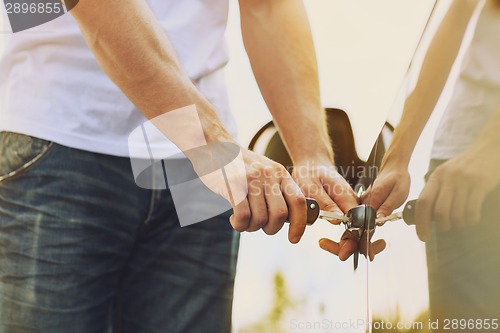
[{"x1": 0, "y1": 132, "x2": 239, "y2": 333}]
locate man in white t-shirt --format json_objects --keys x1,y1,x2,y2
[
  {"x1": 363, "y1": 0, "x2": 500, "y2": 326},
  {"x1": 0, "y1": 0, "x2": 360, "y2": 332}
]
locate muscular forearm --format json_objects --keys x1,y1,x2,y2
[
  {"x1": 384, "y1": 0, "x2": 479, "y2": 167},
  {"x1": 239, "y1": 0, "x2": 332, "y2": 165},
  {"x1": 70, "y1": 0, "x2": 233, "y2": 151}
]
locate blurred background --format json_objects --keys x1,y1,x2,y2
[
  {"x1": 0, "y1": 1, "x2": 472, "y2": 332},
  {"x1": 225, "y1": 1, "x2": 472, "y2": 332}
]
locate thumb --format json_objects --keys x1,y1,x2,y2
[
  {"x1": 360, "y1": 185, "x2": 372, "y2": 204},
  {"x1": 376, "y1": 190, "x2": 408, "y2": 218},
  {"x1": 376, "y1": 203, "x2": 394, "y2": 218},
  {"x1": 314, "y1": 188, "x2": 343, "y2": 214}
]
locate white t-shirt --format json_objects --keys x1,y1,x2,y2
[
  {"x1": 431, "y1": 1, "x2": 500, "y2": 160},
  {"x1": 0, "y1": 0, "x2": 237, "y2": 158}
]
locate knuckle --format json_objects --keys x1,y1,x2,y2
[
  {"x1": 476, "y1": 178, "x2": 490, "y2": 190},
  {"x1": 263, "y1": 224, "x2": 282, "y2": 235},
  {"x1": 247, "y1": 169, "x2": 261, "y2": 182},
  {"x1": 432, "y1": 167, "x2": 444, "y2": 178},
  {"x1": 371, "y1": 186, "x2": 384, "y2": 197},
  {"x1": 233, "y1": 224, "x2": 247, "y2": 232},
  {"x1": 294, "y1": 195, "x2": 306, "y2": 207},
  {"x1": 446, "y1": 167, "x2": 460, "y2": 179},
  {"x1": 274, "y1": 163, "x2": 287, "y2": 175},
  {"x1": 262, "y1": 228, "x2": 275, "y2": 236},
  {"x1": 322, "y1": 182, "x2": 334, "y2": 194},
  {"x1": 262, "y1": 165, "x2": 275, "y2": 178},
  {"x1": 418, "y1": 195, "x2": 430, "y2": 208},
  {"x1": 237, "y1": 209, "x2": 251, "y2": 223},
  {"x1": 434, "y1": 208, "x2": 447, "y2": 223},
  {"x1": 378, "y1": 205, "x2": 390, "y2": 214},
  {"x1": 426, "y1": 175, "x2": 441, "y2": 188},
  {"x1": 273, "y1": 207, "x2": 289, "y2": 221},
  {"x1": 322, "y1": 203, "x2": 338, "y2": 212},
  {"x1": 252, "y1": 215, "x2": 268, "y2": 228},
  {"x1": 231, "y1": 216, "x2": 248, "y2": 232}
]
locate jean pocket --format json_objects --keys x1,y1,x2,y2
[{"x1": 0, "y1": 132, "x2": 54, "y2": 183}]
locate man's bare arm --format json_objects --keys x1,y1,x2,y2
[
  {"x1": 239, "y1": 0, "x2": 331, "y2": 165},
  {"x1": 239, "y1": 0, "x2": 359, "y2": 217},
  {"x1": 69, "y1": 0, "x2": 311, "y2": 242},
  {"x1": 239, "y1": 0, "x2": 362, "y2": 258},
  {"x1": 363, "y1": 0, "x2": 479, "y2": 217},
  {"x1": 384, "y1": 0, "x2": 479, "y2": 166},
  {"x1": 70, "y1": 0, "x2": 232, "y2": 149}
]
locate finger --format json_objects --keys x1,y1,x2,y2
[
  {"x1": 230, "y1": 198, "x2": 251, "y2": 232},
  {"x1": 281, "y1": 176, "x2": 307, "y2": 244},
  {"x1": 451, "y1": 188, "x2": 467, "y2": 228},
  {"x1": 360, "y1": 184, "x2": 372, "y2": 204},
  {"x1": 359, "y1": 234, "x2": 386, "y2": 261},
  {"x1": 337, "y1": 230, "x2": 359, "y2": 261},
  {"x1": 246, "y1": 180, "x2": 269, "y2": 232},
  {"x1": 466, "y1": 188, "x2": 486, "y2": 226},
  {"x1": 319, "y1": 238, "x2": 341, "y2": 256},
  {"x1": 376, "y1": 196, "x2": 397, "y2": 219},
  {"x1": 361, "y1": 186, "x2": 386, "y2": 212},
  {"x1": 358, "y1": 230, "x2": 386, "y2": 261},
  {"x1": 364, "y1": 179, "x2": 394, "y2": 212},
  {"x1": 370, "y1": 239, "x2": 387, "y2": 261},
  {"x1": 377, "y1": 187, "x2": 407, "y2": 218},
  {"x1": 416, "y1": 177, "x2": 440, "y2": 242},
  {"x1": 323, "y1": 176, "x2": 359, "y2": 212},
  {"x1": 319, "y1": 237, "x2": 358, "y2": 261},
  {"x1": 302, "y1": 179, "x2": 342, "y2": 215},
  {"x1": 434, "y1": 185, "x2": 452, "y2": 233},
  {"x1": 262, "y1": 182, "x2": 288, "y2": 235},
  {"x1": 303, "y1": 180, "x2": 344, "y2": 225},
  {"x1": 372, "y1": 177, "x2": 409, "y2": 218}
]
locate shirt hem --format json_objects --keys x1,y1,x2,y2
[{"x1": 0, "y1": 116, "x2": 182, "y2": 158}]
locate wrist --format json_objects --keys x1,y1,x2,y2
[
  {"x1": 290, "y1": 132, "x2": 334, "y2": 167},
  {"x1": 463, "y1": 136, "x2": 500, "y2": 164},
  {"x1": 381, "y1": 125, "x2": 420, "y2": 170},
  {"x1": 202, "y1": 122, "x2": 235, "y2": 145},
  {"x1": 189, "y1": 100, "x2": 237, "y2": 145},
  {"x1": 292, "y1": 150, "x2": 334, "y2": 168},
  {"x1": 380, "y1": 148, "x2": 411, "y2": 171}
]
